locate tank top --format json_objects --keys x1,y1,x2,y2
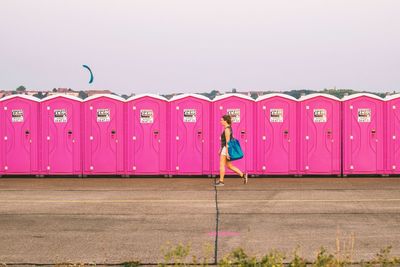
[{"x1": 220, "y1": 126, "x2": 233, "y2": 148}]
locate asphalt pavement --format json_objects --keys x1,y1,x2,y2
[{"x1": 0, "y1": 177, "x2": 399, "y2": 265}]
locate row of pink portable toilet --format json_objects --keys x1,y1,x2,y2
[
  {"x1": 0, "y1": 94, "x2": 83, "y2": 175},
  {"x1": 0, "y1": 93, "x2": 254, "y2": 176},
  {"x1": 255, "y1": 93, "x2": 341, "y2": 176},
  {"x1": 170, "y1": 92, "x2": 390, "y2": 176},
  {"x1": 126, "y1": 93, "x2": 255, "y2": 176},
  {"x1": 296, "y1": 93, "x2": 387, "y2": 176},
  {"x1": 0, "y1": 92, "x2": 398, "y2": 176},
  {"x1": 257, "y1": 92, "x2": 387, "y2": 176},
  {"x1": 86, "y1": 93, "x2": 209, "y2": 176}
]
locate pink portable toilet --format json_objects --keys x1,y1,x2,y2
[
  {"x1": 385, "y1": 94, "x2": 400, "y2": 175},
  {"x1": 342, "y1": 93, "x2": 384, "y2": 175},
  {"x1": 40, "y1": 95, "x2": 82, "y2": 175},
  {"x1": 125, "y1": 94, "x2": 168, "y2": 175},
  {"x1": 212, "y1": 94, "x2": 255, "y2": 176},
  {"x1": 298, "y1": 94, "x2": 341, "y2": 175},
  {"x1": 83, "y1": 94, "x2": 125, "y2": 175},
  {"x1": 0, "y1": 95, "x2": 40, "y2": 175},
  {"x1": 169, "y1": 94, "x2": 211, "y2": 175},
  {"x1": 255, "y1": 94, "x2": 297, "y2": 175},
  {"x1": 0, "y1": 100, "x2": 2, "y2": 175}
]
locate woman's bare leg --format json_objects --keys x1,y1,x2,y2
[
  {"x1": 226, "y1": 161, "x2": 244, "y2": 177},
  {"x1": 219, "y1": 154, "x2": 227, "y2": 182}
]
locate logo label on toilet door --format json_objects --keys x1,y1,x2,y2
[
  {"x1": 140, "y1": 109, "x2": 154, "y2": 123},
  {"x1": 54, "y1": 109, "x2": 67, "y2": 123},
  {"x1": 227, "y1": 109, "x2": 240, "y2": 123},
  {"x1": 313, "y1": 109, "x2": 327, "y2": 123},
  {"x1": 97, "y1": 109, "x2": 110, "y2": 122},
  {"x1": 270, "y1": 109, "x2": 283, "y2": 122},
  {"x1": 11, "y1": 110, "x2": 24, "y2": 122},
  {"x1": 183, "y1": 109, "x2": 196, "y2": 122},
  {"x1": 358, "y1": 108, "x2": 371, "y2": 122}
]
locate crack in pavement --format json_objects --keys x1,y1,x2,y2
[{"x1": 213, "y1": 180, "x2": 220, "y2": 265}]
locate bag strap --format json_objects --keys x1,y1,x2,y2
[{"x1": 225, "y1": 126, "x2": 233, "y2": 139}]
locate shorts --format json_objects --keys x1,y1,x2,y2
[{"x1": 221, "y1": 146, "x2": 228, "y2": 156}]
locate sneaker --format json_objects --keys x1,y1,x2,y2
[
  {"x1": 214, "y1": 181, "x2": 224, "y2": 187},
  {"x1": 242, "y1": 173, "x2": 248, "y2": 184}
]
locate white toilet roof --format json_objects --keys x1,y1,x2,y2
[
  {"x1": 126, "y1": 93, "x2": 168, "y2": 102},
  {"x1": 83, "y1": 94, "x2": 125, "y2": 102},
  {"x1": 256, "y1": 93, "x2": 297, "y2": 102},
  {"x1": 0, "y1": 94, "x2": 40, "y2": 102},
  {"x1": 41, "y1": 94, "x2": 82, "y2": 102},
  {"x1": 299, "y1": 93, "x2": 340, "y2": 101},
  {"x1": 170, "y1": 93, "x2": 210, "y2": 102},
  {"x1": 213, "y1": 93, "x2": 254, "y2": 102},
  {"x1": 341, "y1": 93, "x2": 383, "y2": 101}
]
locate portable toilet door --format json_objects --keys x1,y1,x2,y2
[
  {"x1": 385, "y1": 94, "x2": 400, "y2": 174},
  {"x1": 255, "y1": 94, "x2": 297, "y2": 175},
  {"x1": 342, "y1": 93, "x2": 384, "y2": 175},
  {"x1": 125, "y1": 94, "x2": 168, "y2": 175},
  {"x1": 212, "y1": 94, "x2": 255, "y2": 176},
  {"x1": 40, "y1": 95, "x2": 82, "y2": 175},
  {"x1": 0, "y1": 95, "x2": 40, "y2": 175},
  {"x1": 83, "y1": 94, "x2": 125, "y2": 175},
  {"x1": 169, "y1": 94, "x2": 211, "y2": 175},
  {"x1": 298, "y1": 94, "x2": 341, "y2": 175}
]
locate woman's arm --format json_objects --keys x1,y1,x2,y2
[
  {"x1": 224, "y1": 128, "x2": 231, "y2": 159},
  {"x1": 224, "y1": 128, "x2": 231, "y2": 146}
]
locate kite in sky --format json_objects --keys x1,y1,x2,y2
[{"x1": 82, "y1": 65, "x2": 94, "y2": 84}]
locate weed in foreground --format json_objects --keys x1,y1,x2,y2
[
  {"x1": 360, "y1": 246, "x2": 400, "y2": 267},
  {"x1": 218, "y1": 247, "x2": 258, "y2": 267},
  {"x1": 288, "y1": 247, "x2": 307, "y2": 267},
  {"x1": 122, "y1": 260, "x2": 141, "y2": 267}
]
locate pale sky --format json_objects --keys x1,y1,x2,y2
[{"x1": 0, "y1": 0, "x2": 399, "y2": 95}]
